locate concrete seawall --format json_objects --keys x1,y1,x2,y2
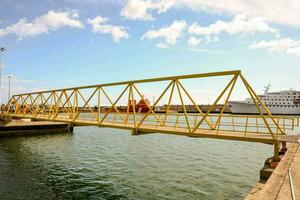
[
  {"x1": 245, "y1": 140, "x2": 300, "y2": 200},
  {"x1": 0, "y1": 120, "x2": 73, "y2": 137}
]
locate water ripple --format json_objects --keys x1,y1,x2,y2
[{"x1": 0, "y1": 126, "x2": 273, "y2": 200}]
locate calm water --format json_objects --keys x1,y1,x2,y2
[{"x1": 0, "y1": 126, "x2": 273, "y2": 200}]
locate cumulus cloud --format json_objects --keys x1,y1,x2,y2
[
  {"x1": 0, "y1": 10, "x2": 84, "y2": 39},
  {"x1": 120, "y1": 0, "x2": 175, "y2": 20},
  {"x1": 142, "y1": 20, "x2": 186, "y2": 46},
  {"x1": 205, "y1": 35, "x2": 219, "y2": 43},
  {"x1": 142, "y1": 15, "x2": 278, "y2": 48},
  {"x1": 87, "y1": 16, "x2": 129, "y2": 42},
  {"x1": 178, "y1": 0, "x2": 300, "y2": 28},
  {"x1": 187, "y1": 36, "x2": 201, "y2": 46},
  {"x1": 189, "y1": 14, "x2": 279, "y2": 37},
  {"x1": 156, "y1": 42, "x2": 169, "y2": 49},
  {"x1": 249, "y1": 38, "x2": 300, "y2": 56},
  {"x1": 188, "y1": 47, "x2": 226, "y2": 53},
  {"x1": 121, "y1": 0, "x2": 300, "y2": 27}
]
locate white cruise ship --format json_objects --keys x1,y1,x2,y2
[{"x1": 228, "y1": 85, "x2": 300, "y2": 115}]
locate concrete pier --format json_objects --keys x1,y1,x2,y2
[
  {"x1": 0, "y1": 119, "x2": 73, "y2": 137},
  {"x1": 245, "y1": 140, "x2": 300, "y2": 200}
]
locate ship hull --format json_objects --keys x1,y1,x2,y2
[{"x1": 228, "y1": 101, "x2": 300, "y2": 115}]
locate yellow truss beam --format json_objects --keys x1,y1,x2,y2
[{"x1": 2, "y1": 70, "x2": 293, "y2": 154}]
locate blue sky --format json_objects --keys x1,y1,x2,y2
[{"x1": 0, "y1": 0, "x2": 300, "y2": 103}]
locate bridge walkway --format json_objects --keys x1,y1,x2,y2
[{"x1": 8, "y1": 113, "x2": 300, "y2": 144}]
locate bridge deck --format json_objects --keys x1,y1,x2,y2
[
  {"x1": 97, "y1": 121, "x2": 300, "y2": 144},
  {"x1": 7, "y1": 114, "x2": 299, "y2": 144}
]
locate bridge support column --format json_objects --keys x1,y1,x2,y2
[
  {"x1": 131, "y1": 128, "x2": 139, "y2": 135},
  {"x1": 280, "y1": 142, "x2": 287, "y2": 154},
  {"x1": 68, "y1": 124, "x2": 74, "y2": 133},
  {"x1": 131, "y1": 128, "x2": 155, "y2": 135},
  {"x1": 273, "y1": 141, "x2": 280, "y2": 162},
  {"x1": 260, "y1": 141, "x2": 283, "y2": 181},
  {"x1": 0, "y1": 116, "x2": 12, "y2": 124}
]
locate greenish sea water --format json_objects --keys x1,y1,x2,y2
[{"x1": 0, "y1": 126, "x2": 273, "y2": 200}]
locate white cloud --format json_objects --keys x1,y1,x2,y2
[
  {"x1": 120, "y1": 0, "x2": 175, "y2": 20},
  {"x1": 188, "y1": 47, "x2": 226, "y2": 53},
  {"x1": 187, "y1": 36, "x2": 201, "y2": 46},
  {"x1": 0, "y1": 10, "x2": 84, "y2": 39},
  {"x1": 249, "y1": 38, "x2": 300, "y2": 56},
  {"x1": 121, "y1": 0, "x2": 300, "y2": 27},
  {"x1": 205, "y1": 35, "x2": 219, "y2": 43},
  {"x1": 156, "y1": 42, "x2": 169, "y2": 49},
  {"x1": 142, "y1": 15, "x2": 278, "y2": 48},
  {"x1": 87, "y1": 16, "x2": 129, "y2": 42},
  {"x1": 142, "y1": 20, "x2": 186, "y2": 46},
  {"x1": 189, "y1": 14, "x2": 279, "y2": 37},
  {"x1": 177, "y1": 0, "x2": 300, "y2": 28}
]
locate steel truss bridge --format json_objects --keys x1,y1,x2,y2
[{"x1": 1, "y1": 70, "x2": 299, "y2": 160}]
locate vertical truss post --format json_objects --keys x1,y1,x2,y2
[
  {"x1": 72, "y1": 90, "x2": 76, "y2": 119},
  {"x1": 75, "y1": 90, "x2": 79, "y2": 115},
  {"x1": 130, "y1": 83, "x2": 138, "y2": 135},
  {"x1": 125, "y1": 84, "x2": 131, "y2": 125},
  {"x1": 97, "y1": 87, "x2": 101, "y2": 124},
  {"x1": 175, "y1": 80, "x2": 191, "y2": 132},
  {"x1": 131, "y1": 84, "x2": 137, "y2": 128}
]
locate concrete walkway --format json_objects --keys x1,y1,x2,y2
[{"x1": 245, "y1": 140, "x2": 300, "y2": 200}]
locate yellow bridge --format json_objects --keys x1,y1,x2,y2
[{"x1": 1, "y1": 70, "x2": 299, "y2": 160}]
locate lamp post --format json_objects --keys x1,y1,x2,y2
[
  {"x1": 0, "y1": 47, "x2": 6, "y2": 104},
  {"x1": 7, "y1": 75, "x2": 12, "y2": 101}
]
